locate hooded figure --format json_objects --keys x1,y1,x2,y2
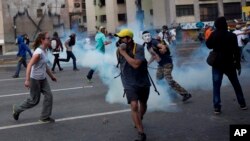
[
  {"x1": 206, "y1": 17, "x2": 239, "y2": 69},
  {"x1": 12, "y1": 35, "x2": 32, "y2": 78},
  {"x1": 206, "y1": 17, "x2": 247, "y2": 114}
]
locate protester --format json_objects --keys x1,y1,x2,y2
[
  {"x1": 86, "y1": 26, "x2": 111, "y2": 82},
  {"x1": 13, "y1": 32, "x2": 57, "y2": 123},
  {"x1": 157, "y1": 25, "x2": 171, "y2": 45},
  {"x1": 51, "y1": 32, "x2": 64, "y2": 73},
  {"x1": 206, "y1": 17, "x2": 247, "y2": 114},
  {"x1": 204, "y1": 25, "x2": 213, "y2": 41},
  {"x1": 12, "y1": 35, "x2": 32, "y2": 78},
  {"x1": 59, "y1": 33, "x2": 79, "y2": 71},
  {"x1": 115, "y1": 29, "x2": 151, "y2": 141},
  {"x1": 142, "y1": 31, "x2": 192, "y2": 102},
  {"x1": 233, "y1": 25, "x2": 247, "y2": 62}
]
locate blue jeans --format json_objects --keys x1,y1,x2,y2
[
  {"x1": 212, "y1": 67, "x2": 246, "y2": 109},
  {"x1": 14, "y1": 57, "x2": 27, "y2": 76},
  {"x1": 59, "y1": 51, "x2": 77, "y2": 70}
]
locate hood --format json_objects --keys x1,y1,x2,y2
[
  {"x1": 214, "y1": 17, "x2": 228, "y2": 31},
  {"x1": 17, "y1": 35, "x2": 24, "y2": 44}
]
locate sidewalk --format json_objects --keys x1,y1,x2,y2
[{"x1": 0, "y1": 52, "x2": 17, "y2": 67}]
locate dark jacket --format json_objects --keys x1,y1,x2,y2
[{"x1": 206, "y1": 17, "x2": 241, "y2": 70}]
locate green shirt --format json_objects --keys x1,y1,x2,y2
[{"x1": 95, "y1": 32, "x2": 106, "y2": 53}]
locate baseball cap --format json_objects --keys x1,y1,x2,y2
[{"x1": 115, "y1": 29, "x2": 133, "y2": 38}]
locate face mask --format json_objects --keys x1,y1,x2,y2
[{"x1": 142, "y1": 33, "x2": 152, "y2": 43}]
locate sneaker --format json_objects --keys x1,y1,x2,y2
[
  {"x1": 214, "y1": 108, "x2": 221, "y2": 115},
  {"x1": 182, "y1": 93, "x2": 192, "y2": 102},
  {"x1": 12, "y1": 105, "x2": 20, "y2": 121},
  {"x1": 39, "y1": 117, "x2": 55, "y2": 123},
  {"x1": 73, "y1": 68, "x2": 79, "y2": 71},
  {"x1": 12, "y1": 75, "x2": 19, "y2": 78},
  {"x1": 59, "y1": 68, "x2": 63, "y2": 71},
  {"x1": 240, "y1": 105, "x2": 248, "y2": 110},
  {"x1": 135, "y1": 132, "x2": 146, "y2": 141},
  {"x1": 85, "y1": 76, "x2": 93, "y2": 83}
]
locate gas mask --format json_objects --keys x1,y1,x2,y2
[{"x1": 142, "y1": 33, "x2": 152, "y2": 43}]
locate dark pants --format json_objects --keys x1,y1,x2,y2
[
  {"x1": 87, "y1": 69, "x2": 95, "y2": 80},
  {"x1": 51, "y1": 54, "x2": 62, "y2": 71},
  {"x1": 14, "y1": 57, "x2": 27, "y2": 76},
  {"x1": 59, "y1": 51, "x2": 77, "y2": 70},
  {"x1": 212, "y1": 67, "x2": 246, "y2": 109}
]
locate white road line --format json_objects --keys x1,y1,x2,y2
[
  {"x1": 0, "y1": 87, "x2": 84, "y2": 98},
  {"x1": 0, "y1": 77, "x2": 25, "y2": 82},
  {"x1": 0, "y1": 109, "x2": 130, "y2": 130}
]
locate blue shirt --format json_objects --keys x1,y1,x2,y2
[{"x1": 95, "y1": 32, "x2": 106, "y2": 53}]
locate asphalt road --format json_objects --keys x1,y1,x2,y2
[{"x1": 0, "y1": 44, "x2": 249, "y2": 141}]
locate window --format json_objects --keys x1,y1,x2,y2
[
  {"x1": 37, "y1": 9, "x2": 43, "y2": 18},
  {"x1": 200, "y1": 4, "x2": 218, "y2": 21},
  {"x1": 61, "y1": 4, "x2": 65, "y2": 8},
  {"x1": 100, "y1": 15, "x2": 106, "y2": 23},
  {"x1": 150, "y1": 9, "x2": 153, "y2": 16},
  {"x1": 83, "y1": 16, "x2": 87, "y2": 22},
  {"x1": 176, "y1": 5, "x2": 194, "y2": 17},
  {"x1": 117, "y1": 0, "x2": 125, "y2": 4},
  {"x1": 99, "y1": 0, "x2": 105, "y2": 6},
  {"x1": 74, "y1": 3, "x2": 81, "y2": 8},
  {"x1": 224, "y1": 2, "x2": 241, "y2": 20},
  {"x1": 118, "y1": 14, "x2": 126, "y2": 22}
]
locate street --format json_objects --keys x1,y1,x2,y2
[{"x1": 0, "y1": 44, "x2": 249, "y2": 141}]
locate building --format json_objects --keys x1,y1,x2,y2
[
  {"x1": 81, "y1": 0, "x2": 250, "y2": 32},
  {"x1": 0, "y1": 0, "x2": 70, "y2": 54},
  {"x1": 1, "y1": 0, "x2": 250, "y2": 54}
]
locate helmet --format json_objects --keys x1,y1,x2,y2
[{"x1": 115, "y1": 29, "x2": 133, "y2": 38}]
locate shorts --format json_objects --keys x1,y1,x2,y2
[{"x1": 125, "y1": 87, "x2": 150, "y2": 104}]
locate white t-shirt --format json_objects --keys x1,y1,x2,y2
[
  {"x1": 30, "y1": 47, "x2": 48, "y2": 80},
  {"x1": 233, "y1": 30, "x2": 245, "y2": 47}
]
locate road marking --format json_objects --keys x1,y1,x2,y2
[
  {"x1": 0, "y1": 87, "x2": 84, "y2": 98},
  {"x1": 0, "y1": 109, "x2": 130, "y2": 130},
  {"x1": 0, "y1": 77, "x2": 25, "y2": 82},
  {"x1": 83, "y1": 85, "x2": 93, "y2": 88}
]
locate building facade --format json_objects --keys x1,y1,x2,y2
[{"x1": 1, "y1": 0, "x2": 250, "y2": 54}]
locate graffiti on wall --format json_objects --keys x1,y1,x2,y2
[
  {"x1": 180, "y1": 21, "x2": 214, "y2": 30},
  {"x1": 4, "y1": 0, "x2": 66, "y2": 40}
]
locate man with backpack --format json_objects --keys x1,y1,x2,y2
[
  {"x1": 51, "y1": 32, "x2": 63, "y2": 73},
  {"x1": 142, "y1": 31, "x2": 192, "y2": 102},
  {"x1": 115, "y1": 29, "x2": 151, "y2": 141},
  {"x1": 59, "y1": 33, "x2": 79, "y2": 71}
]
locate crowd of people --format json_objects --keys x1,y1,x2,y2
[{"x1": 10, "y1": 16, "x2": 248, "y2": 141}]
